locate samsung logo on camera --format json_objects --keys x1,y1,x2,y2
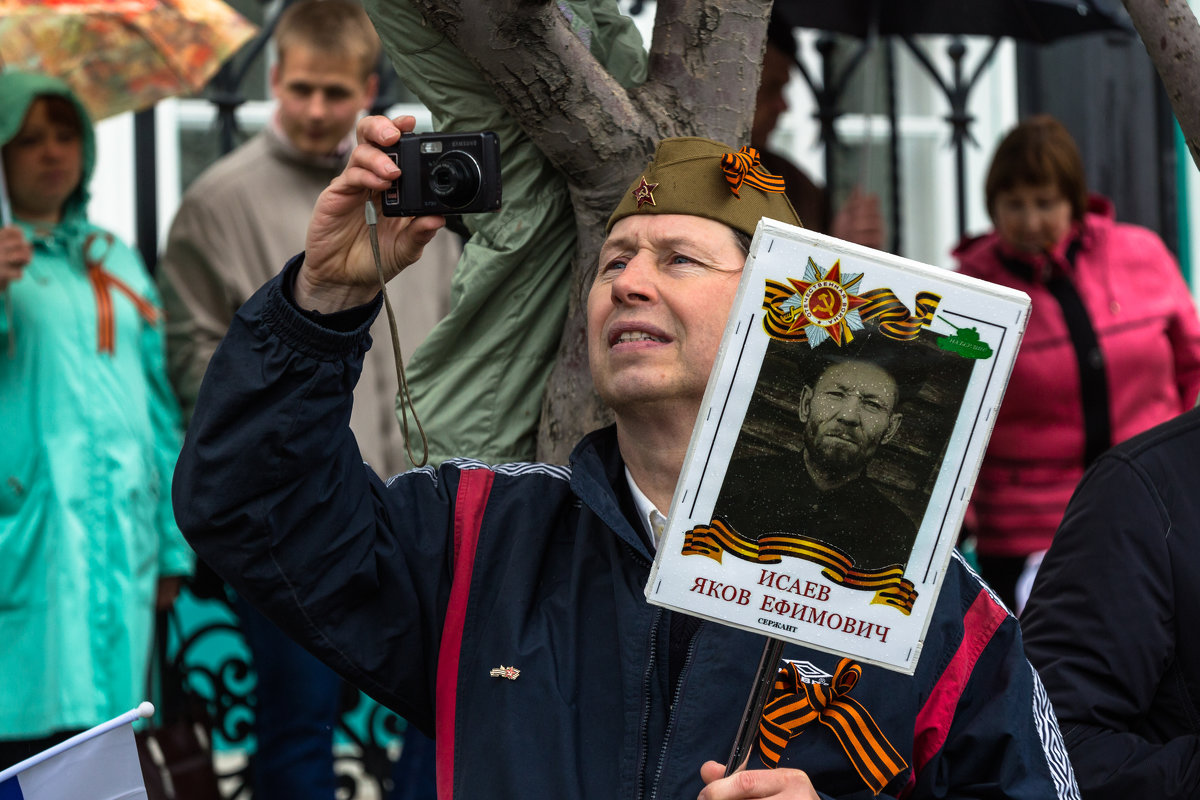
[{"x1": 418, "y1": 139, "x2": 477, "y2": 154}]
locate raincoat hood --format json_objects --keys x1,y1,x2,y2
[{"x1": 0, "y1": 70, "x2": 96, "y2": 223}]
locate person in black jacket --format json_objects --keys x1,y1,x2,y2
[
  {"x1": 173, "y1": 117, "x2": 1078, "y2": 800},
  {"x1": 1022, "y1": 404, "x2": 1200, "y2": 799}
]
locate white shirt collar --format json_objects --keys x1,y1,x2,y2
[{"x1": 625, "y1": 466, "x2": 668, "y2": 551}]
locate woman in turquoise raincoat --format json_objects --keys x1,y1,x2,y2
[{"x1": 0, "y1": 71, "x2": 192, "y2": 765}]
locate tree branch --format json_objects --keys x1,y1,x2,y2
[
  {"x1": 409, "y1": 0, "x2": 653, "y2": 186},
  {"x1": 402, "y1": 0, "x2": 776, "y2": 462},
  {"x1": 409, "y1": 0, "x2": 772, "y2": 189},
  {"x1": 644, "y1": 0, "x2": 772, "y2": 143},
  {"x1": 1122, "y1": 0, "x2": 1200, "y2": 168}
]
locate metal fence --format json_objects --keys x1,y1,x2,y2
[{"x1": 169, "y1": 585, "x2": 404, "y2": 799}]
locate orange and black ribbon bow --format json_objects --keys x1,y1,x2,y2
[
  {"x1": 83, "y1": 233, "x2": 160, "y2": 354},
  {"x1": 720, "y1": 146, "x2": 787, "y2": 198},
  {"x1": 757, "y1": 658, "x2": 907, "y2": 795}
]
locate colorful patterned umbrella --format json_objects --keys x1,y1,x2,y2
[{"x1": 0, "y1": 0, "x2": 257, "y2": 122}]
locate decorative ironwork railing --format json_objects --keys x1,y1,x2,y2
[{"x1": 170, "y1": 585, "x2": 406, "y2": 799}]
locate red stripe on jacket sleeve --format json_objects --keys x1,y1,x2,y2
[
  {"x1": 435, "y1": 468, "x2": 495, "y2": 800},
  {"x1": 902, "y1": 588, "x2": 1007, "y2": 797}
]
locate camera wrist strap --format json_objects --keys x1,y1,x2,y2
[{"x1": 365, "y1": 200, "x2": 429, "y2": 467}]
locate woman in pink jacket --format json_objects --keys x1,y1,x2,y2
[{"x1": 954, "y1": 115, "x2": 1200, "y2": 612}]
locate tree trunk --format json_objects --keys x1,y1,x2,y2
[
  {"x1": 411, "y1": 0, "x2": 772, "y2": 462},
  {"x1": 1122, "y1": 0, "x2": 1200, "y2": 169}
]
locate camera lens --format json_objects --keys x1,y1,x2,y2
[{"x1": 428, "y1": 151, "x2": 481, "y2": 209}]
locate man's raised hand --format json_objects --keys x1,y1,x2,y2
[{"x1": 298, "y1": 115, "x2": 446, "y2": 312}]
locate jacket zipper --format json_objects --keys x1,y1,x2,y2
[
  {"x1": 634, "y1": 606, "x2": 662, "y2": 800},
  {"x1": 647, "y1": 620, "x2": 702, "y2": 800}
]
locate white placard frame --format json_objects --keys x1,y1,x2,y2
[{"x1": 645, "y1": 219, "x2": 1030, "y2": 674}]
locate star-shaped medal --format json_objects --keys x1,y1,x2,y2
[{"x1": 633, "y1": 176, "x2": 659, "y2": 208}]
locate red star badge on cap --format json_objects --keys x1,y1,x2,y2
[{"x1": 633, "y1": 176, "x2": 658, "y2": 208}]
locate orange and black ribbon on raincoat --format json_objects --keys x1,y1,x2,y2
[
  {"x1": 83, "y1": 232, "x2": 159, "y2": 353},
  {"x1": 757, "y1": 658, "x2": 907, "y2": 795}
]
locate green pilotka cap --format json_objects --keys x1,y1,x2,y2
[{"x1": 606, "y1": 137, "x2": 802, "y2": 236}]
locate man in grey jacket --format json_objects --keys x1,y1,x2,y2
[
  {"x1": 158, "y1": 0, "x2": 458, "y2": 470},
  {"x1": 156, "y1": 3, "x2": 454, "y2": 798}
]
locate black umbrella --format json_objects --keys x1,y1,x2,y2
[
  {"x1": 773, "y1": 0, "x2": 1131, "y2": 44},
  {"x1": 772, "y1": 0, "x2": 1132, "y2": 249}
]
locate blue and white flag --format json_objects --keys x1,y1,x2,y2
[{"x1": 0, "y1": 702, "x2": 154, "y2": 800}]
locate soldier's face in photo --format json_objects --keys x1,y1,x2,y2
[{"x1": 798, "y1": 360, "x2": 902, "y2": 475}]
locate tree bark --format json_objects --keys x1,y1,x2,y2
[
  {"x1": 411, "y1": 0, "x2": 772, "y2": 462},
  {"x1": 1122, "y1": 0, "x2": 1200, "y2": 169}
]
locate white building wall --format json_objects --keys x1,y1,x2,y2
[{"x1": 91, "y1": 115, "x2": 138, "y2": 248}]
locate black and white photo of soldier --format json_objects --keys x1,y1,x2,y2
[{"x1": 712, "y1": 326, "x2": 973, "y2": 575}]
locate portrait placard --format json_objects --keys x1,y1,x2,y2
[{"x1": 645, "y1": 218, "x2": 1031, "y2": 673}]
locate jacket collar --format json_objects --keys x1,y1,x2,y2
[
  {"x1": 994, "y1": 228, "x2": 1084, "y2": 284},
  {"x1": 569, "y1": 425, "x2": 657, "y2": 561},
  {"x1": 953, "y1": 194, "x2": 1115, "y2": 284},
  {"x1": 265, "y1": 116, "x2": 353, "y2": 172}
]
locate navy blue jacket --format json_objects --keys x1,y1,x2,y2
[
  {"x1": 174, "y1": 264, "x2": 1078, "y2": 799},
  {"x1": 1023, "y1": 405, "x2": 1200, "y2": 799}
]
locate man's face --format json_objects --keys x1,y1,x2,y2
[
  {"x1": 798, "y1": 360, "x2": 901, "y2": 477},
  {"x1": 588, "y1": 214, "x2": 746, "y2": 416},
  {"x1": 751, "y1": 43, "x2": 792, "y2": 149},
  {"x1": 271, "y1": 44, "x2": 377, "y2": 157}
]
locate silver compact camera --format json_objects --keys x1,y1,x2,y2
[{"x1": 380, "y1": 131, "x2": 502, "y2": 216}]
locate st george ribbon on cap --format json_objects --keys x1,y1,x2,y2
[{"x1": 607, "y1": 137, "x2": 802, "y2": 237}]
